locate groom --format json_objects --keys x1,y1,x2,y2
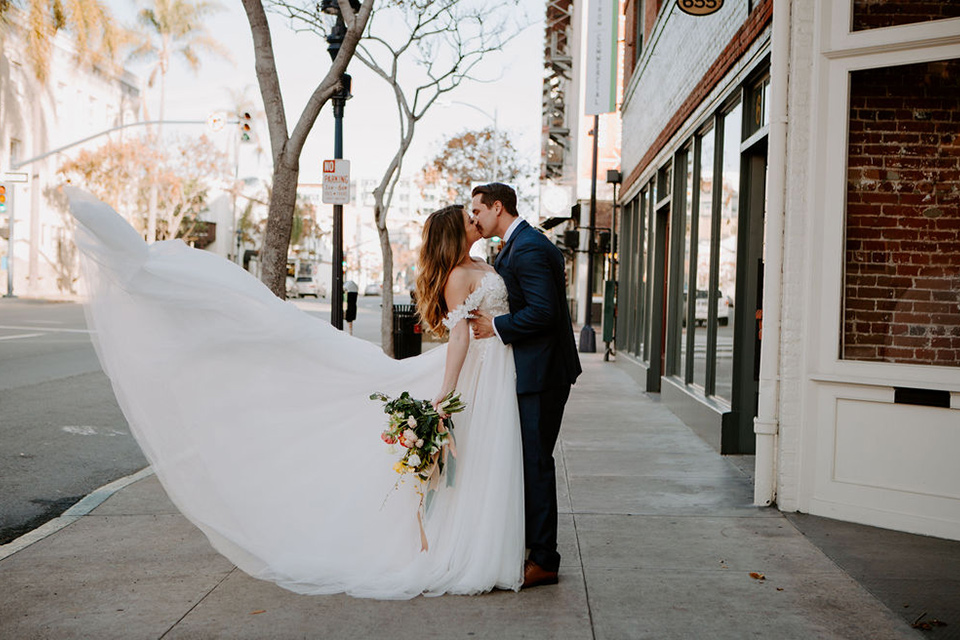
[{"x1": 469, "y1": 183, "x2": 582, "y2": 588}]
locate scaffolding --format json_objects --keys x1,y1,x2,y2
[{"x1": 541, "y1": 0, "x2": 573, "y2": 181}]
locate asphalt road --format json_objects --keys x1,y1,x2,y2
[
  {"x1": 0, "y1": 293, "x2": 433, "y2": 545},
  {"x1": 0, "y1": 300, "x2": 145, "y2": 545}
]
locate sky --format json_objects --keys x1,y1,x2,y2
[{"x1": 108, "y1": 0, "x2": 546, "y2": 188}]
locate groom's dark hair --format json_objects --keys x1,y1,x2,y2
[{"x1": 472, "y1": 183, "x2": 518, "y2": 217}]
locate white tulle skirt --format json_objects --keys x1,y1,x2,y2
[{"x1": 69, "y1": 190, "x2": 524, "y2": 599}]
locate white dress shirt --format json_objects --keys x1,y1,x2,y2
[{"x1": 491, "y1": 217, "x2": 523, "y2": 342}]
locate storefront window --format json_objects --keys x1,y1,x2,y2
[
  {"x1": 631, "y1": 193, "x2": 641, "y2": 359},
  {"x1": 852, "y1": 0, "x2": 960, "y2": 32},
  {"x1": 643, "y1": 181, "x2": 655, "y2": 362},
  {"x1": 679, "y1": 149, "x2": 695, "y2": 379},
  {"x1": 693, "y1": 127, "x2": 716, "y2": 389},
  {"x1": 746, "y1": 75, "x2": 769, "y2": 137},
  {"x1": 842, "y1": 59, "x2": 960, "y2": 367},
  {"x1": 715, "y1": 102, "x2": 741, "y2": 402}
]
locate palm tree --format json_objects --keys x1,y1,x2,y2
[
  {"x1": 0, "y1": 0, "x2": 127, "y2": 82},
  {"x1": 127, "y1": 0, "x2": 230, "y2": 242}
]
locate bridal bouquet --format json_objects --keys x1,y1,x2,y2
[{"x1": 370, "y1": 390, "x2": 465, "y2": 550}]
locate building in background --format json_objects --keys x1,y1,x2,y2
[
  {"x1": 296, "y1": 177, "x2": 444, "y2": 297},
  {"x1": 0, "y1": 13, "x2": 141, "y2": 298},
  {"x1": 615, "y1": 0, "x2": 960, "y2": 540},
  {"x1": 540, "y1": 0, "x2": 623, "y2": 325}
]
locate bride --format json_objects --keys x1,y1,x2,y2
[{"x1": 70, "y1": 191, "x2": 524, "y2": 599}]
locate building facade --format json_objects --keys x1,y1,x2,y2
[
  {"x1": 540, "y1": 0, "x2": 623, "y2": 326},
  {"x1": 1, "y1": 14, "x2": 141, "y2": 298},
  {"x1": 616, "y1": 0, "x2": 960, "y2": 540}
]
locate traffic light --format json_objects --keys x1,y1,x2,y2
[
  {"x1": 239, "y1": 111, "x2": 253, "y2": 143},
  {"x1": 0, "y1": 185, "x2": 6, "y2": 214}
]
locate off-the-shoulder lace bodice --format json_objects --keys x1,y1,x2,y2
[{"x1": 442, "y1": 271, "x2": 509, "y2": 332}]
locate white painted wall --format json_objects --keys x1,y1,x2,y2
[
  {"x1": 1, "y1": 14, "x2": 141, "y2": 299},
  {"x1": 779, "y1": 0, "x2": 960, "y2": 540}
]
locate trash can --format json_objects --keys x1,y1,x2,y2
[{"x1": 392, "y1": 304, "x2": 422, "y2": 359}]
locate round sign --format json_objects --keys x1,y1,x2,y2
[
  {"x1": 676, "y1": 0, "x2": 723, "y2": 17},
  {"x1": 207, "y1": 111, "x2": 226, "y2": 132}
]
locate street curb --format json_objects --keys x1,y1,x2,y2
[{"x1": 0, "y1": 466, "x2": 154, "y2": 562}]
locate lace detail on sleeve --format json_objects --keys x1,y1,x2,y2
[{"x1": 442, "y1": 278, "x2": 488, "y2": 330}]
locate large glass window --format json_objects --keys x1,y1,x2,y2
[
  {"x1": 678, "y1": 149, "x2": 695, "y2": 379},
  {"x1": 642, "y1": 181, "x2": 655, "y2": 362},
  {"x1": 852, "y1": 1, "x2": 960, "y2": 32},
  {"x1": 635, "y1": 193, "x2": 646, "y2": 356},
  {"x1": 715, "y1": 102, "x2": 742, "y2": 402},
  {"x1": 842, "y1": 59, "x2": 960, "y2": 367},
  {"x1": 626, "y1": 198, "x2": 642, "y2": 356},
  {"x1": 634, "y1": 0, "x2": 645, "y2": 62},
  {"x1": 693, "y1": 126, "x2": 716, "y2": 389}
]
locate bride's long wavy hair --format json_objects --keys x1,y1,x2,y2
[{"x1": 416, "y1": 205, "x2": 467, "y2": 338}]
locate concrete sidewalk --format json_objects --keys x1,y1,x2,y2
[{"x1": 0, "y1": 354, "x2": 922, "y2": 639}]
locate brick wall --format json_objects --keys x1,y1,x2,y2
[
  {"x1": 853, "y1": 0, "x2": 960, "y2": 31},
  {"x1": 844, "y1": 59, "x2": 960, "y2": 367}
]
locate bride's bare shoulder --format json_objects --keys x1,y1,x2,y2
[
  {"x1": 447, "y1": 265, "x2": 486, "y2": 291},
  {"x1": 469, "y1": 257, "x2": 496, "y2": 274}
]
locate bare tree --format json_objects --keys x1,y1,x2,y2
[
  {"x1": 277, "y1": 0, "x2": 523, "y2": 355},
  {"x1": 240, "y1": 0, "x2": 373, "y2": 298}
]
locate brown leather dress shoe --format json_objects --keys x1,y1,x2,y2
[{"x1": 522, "y1": 559, "x2": 559, "y2": 588}]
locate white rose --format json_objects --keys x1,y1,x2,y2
[
  {"x1": 416, "y1": 439, "x2": 424, "y2": 448},
  {"x1": 407, "y1": 416, "x2": 417, "y2": 427},
  {"x1": 408, "y1": 453, "x2": 422, "y2": 467},
  {"x1": 404, "y1": 428, "x2": 417, "y2": 443}
]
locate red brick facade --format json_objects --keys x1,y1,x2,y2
[
  {"x1": 853, "y1": 0, "x2": 960, "y2": 32},
  {"x1": 843, "y1": 59, "x2": 960, "y2": 367}
]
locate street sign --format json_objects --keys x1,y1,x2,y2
[
  {"x1": 322, "y1": 159, "x2": 350, "y2": 205},
  {"x1": 676, "y1": 0, "x2": 723, "y2": 16},
  {"x1": 585, "y1": 0, "x2": 619, "y2": 115},
  {"x1": 207, "y1": 111, "x2": 226, "y2": 132},
  {"x1": 1, "y1": 172, "x2": 28, "y2": 183}
]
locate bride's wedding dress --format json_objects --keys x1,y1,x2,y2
[{"x1": 68, "y1": 190, "x2": 524, "y2": 599}]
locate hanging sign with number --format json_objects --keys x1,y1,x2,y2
[{"x1": 676, "y1": 0, "x2": 723, "y2": 16}]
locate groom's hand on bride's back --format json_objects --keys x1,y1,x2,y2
[{"x1": 470, "y1": 310, "x2": 496, "y2": 340}]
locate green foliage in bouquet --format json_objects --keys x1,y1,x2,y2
[{"x1": 370, "y1": 390, "x2": 465, "y2": 480}]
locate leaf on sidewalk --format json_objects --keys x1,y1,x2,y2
[
  {"x1": 748, "y1": 572, "x2": 765, "y2": 580},
  {"x1": 250, "y1": 610, "x2": 267, "y2": 615}
]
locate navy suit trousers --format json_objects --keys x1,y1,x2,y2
[{"x1": 517, "y1": 384, "x2": 570, "y2": 573}]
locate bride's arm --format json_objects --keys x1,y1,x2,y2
[{"x1": 432, "y1": 269, "x2": 473, "y2": 412}]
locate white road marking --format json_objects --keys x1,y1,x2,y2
[
  {"x1": 0, "y1": 333, "x2": 44, "y2": 341},
  {"x1": 0, "y1": 325, "x2": 94, "y2": 334},
  {"x1": 62, "y1": 426, "x2": 125, "y2": 437}
]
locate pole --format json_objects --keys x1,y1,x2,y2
[
  {"x1": 10, "y1": 120, "x2": 212, "y2": 171},
  {"x1": 4, "y1": 185, "x2": 15, "y2": 298},
  {"x1": 233, "y1": 132, "x2": 241, "y2": 264},
  {"x1": 579, "y1": 114, "x2": 599, "y2": 353},
  {"x1": 331, "y1": 94, "x2": 345, "y2": 330}
]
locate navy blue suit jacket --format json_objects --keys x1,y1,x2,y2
[{"x1": 493, "y1": 219, "x2": 581, "y2": 395}]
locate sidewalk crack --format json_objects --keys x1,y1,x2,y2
[
  {"x1": 158, "y1": 566, "x2": 237, "y2": 639},
  {"x1": 561, "y1": 438, "x2": 597, "y2": 640}
]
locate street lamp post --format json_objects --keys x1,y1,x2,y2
[
  {"x1": 579, "y1": 114, "x2": 600, "y2": 353},
  {"x1": 322, "y1": 0, "x2": 359, "y2": 330}
]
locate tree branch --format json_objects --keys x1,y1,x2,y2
[
  {"x1": 286, "y1": 0, "x2": 374, "y2": 163},
  {"x1": 240, "y1": 0, "x2": 289, "y2": 163}
]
